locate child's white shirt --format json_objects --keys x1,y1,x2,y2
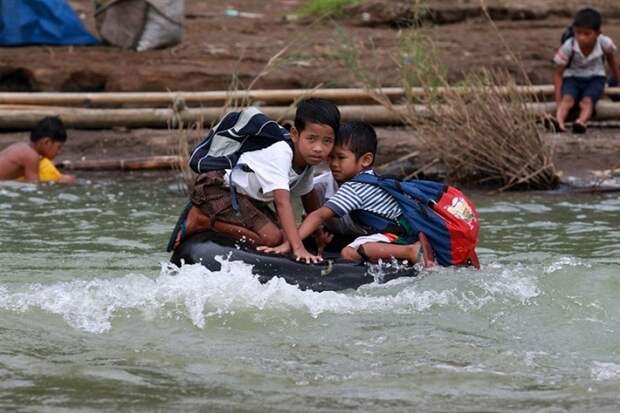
[
  {"x1": 223, "y1": 141, "x2": 314, "y2": 202},
  {"x1": 554, "y1": 34, "x2": 616, "y2": 78}
]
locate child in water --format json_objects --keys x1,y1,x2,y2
[{"x1": 0, "y1": 117, "x2": 76, "y2": 183}]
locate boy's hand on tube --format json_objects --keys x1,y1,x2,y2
[
  {"x1": 257, "y1": 241, "x2": 291, "y2": 255},
  {"x1": 293, "y1": 246, "x2": 323, "y2": 264}
]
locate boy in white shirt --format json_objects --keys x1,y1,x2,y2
[
  {"x1": 175, "y1": 98, "x2": 339, "y2": 263},
  {"x1": 552, "y1": 8, "x2": 620, "y2": 133}
]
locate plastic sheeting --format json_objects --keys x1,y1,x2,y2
[
  {"x1": 95, "y1": 0, "x2": 184, "y2": 51},
  {"x1": 0, "y1": 0, "x2": 98, "y2": 46}
]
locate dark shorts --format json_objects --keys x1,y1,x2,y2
[
  {"x1": 191, "y1": 171, "x2": 277, "y2": 233},
  {"x1": 562, "y1": 76, "x2": 606, "y2": 104}
]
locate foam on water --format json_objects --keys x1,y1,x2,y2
[
  {"x1": 591, "y1": 362, "x2": 620, "y2": 382},
  {"x1": 0, "y1": 254, "x2": 550, "y2": 334}
]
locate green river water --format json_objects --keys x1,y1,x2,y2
[{"x1": 0, "y1": 172, "x2": 619, "y2": 412}]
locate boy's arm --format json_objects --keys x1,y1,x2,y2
[
  {"x1": 21, "y1": 150, "x2": 40, "y2": 182},
  {"x1": 301, "y1": 188, "x2": 332, "y2": 253},
  {"x1": 57, "y1": 174, "x2": 77, "y2": 184},
  {"x1": 258, "y1": 206, "x2": 335, "y2": 256},
  {"x1": 553, "y1": 65, "x2": 565, "y2": 106},
  {"x1": 606, "y1": 52, "x2": 620, "y2": 82},
  {"x1": 272, "y1": 189, "x2": 321, "y2": 263},
  {"x1": 297, "y1": 207, "x2": 335, "y2": 241}
]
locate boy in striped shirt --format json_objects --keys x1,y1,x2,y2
[{"x1": 259, "y1": 121, "x2": 434, "y2": 266}]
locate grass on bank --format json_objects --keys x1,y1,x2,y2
[
  {"x1": 330, "y1": 21, "x2": 559, "y2": 190},
  {"x1": 398, "y1": 30, "x2": 558, "y2": 190},
  {"x1": 299, "y1": 0, "x2": 359, "y2": 17}
]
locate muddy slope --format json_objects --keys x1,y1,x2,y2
[{"x1": 2, "y1": 0, "x2": 620, "y2": 92}]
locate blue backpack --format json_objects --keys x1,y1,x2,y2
[
  {"x1": 189, "y1": 107, "x2": 292, "y2": 173},
  {"x1": 350, "y1": 173, "x2": 480, "y2": 268}
]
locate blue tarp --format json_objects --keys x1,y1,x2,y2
[{"x1": 0, "y1": 0, "x2": 98, "y2": 46}]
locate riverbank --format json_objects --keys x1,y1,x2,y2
[
  {"x1": 1, "y1": 125, "x2": 618, "y2": 187},
  {"x1": 2, "y1": 0, "x2": 620, "y2": 91}
]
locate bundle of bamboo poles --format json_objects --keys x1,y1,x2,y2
[
  {"x1": 1, "y1": 86, "x2": 619, "y2": 107},
  {"x1": 3, "y1": 101, "x2": 620, "y2": 129},
  {"x1": 1, "y1": 87, "x2": 620, "y2": 129}
]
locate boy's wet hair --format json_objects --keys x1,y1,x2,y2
[
  {"x1": 573, "y1": 8, "x2": 602, "y2": 31},
  {"x1": 294, "y1": 98, "x2": 340, "y2": 135},
  {"x1": 30, "y1": 117, "x2": 67, "y2": 143},
  {"x1": 336, "y1": 121, "x2": 377, "y2": 164}
]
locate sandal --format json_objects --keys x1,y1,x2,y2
[
  {"x1": 572, "y1": 121, "x2": 587, "y2": 134},
  {"x1": 543, "y1": 116, "x2": 565, "y2": 133},
  {"x1": 417, "y1": 232, "x2": 437, "y2": 268},
  {"x1": 166, "y1": 202, "x2": 193, "y2": 252}
]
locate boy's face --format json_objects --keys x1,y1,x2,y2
[
  {"x1": 574, "y1": 26, "x2": 599, "y2": 50},
  {"x1": 35, "y1": 138, "x2": 63, "y2": 160},
  {"x1": 328, "y1": 145, "x2": 373, "y2": 183},
  {"x1": 291, "y1": 122, "x2": 335, "y2": 167}
]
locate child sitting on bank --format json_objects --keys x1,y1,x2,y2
[
  {"x1": 0, "y1": 117, "x2": 76, "y2": 183},
  {"x1": 259, "y1": 121, "x2": 437, "y2": 266},
  {"x1": 551, "y1": 7, "x2": 620, "y2": 133},
  {"x1": 171, "y1": 98, "x2": 340, "y2": 264}
]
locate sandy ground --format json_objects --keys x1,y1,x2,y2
[
  {"x1": 2, "y1": 0, "x2": 620, "y2": 91},
  {"x1": 1, "y1": 0, "x2": 619, "y2": 185}
]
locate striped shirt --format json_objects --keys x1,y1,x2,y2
[{"x1": 324, "y1": 171, "x2": 402, "y2": 221}]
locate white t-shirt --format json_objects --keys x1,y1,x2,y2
[
  {"x1": 553, "y1": 34, "x2": 616, "y2": 78},
  {"x1": 223, "y1": 141, "x2": 315, "y2": 202}
]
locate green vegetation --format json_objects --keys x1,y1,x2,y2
[
  {"x1": 398, "y1": 31, "x2": 446, "y2": 90},
  {"x1": 299, "y1": 0, "x2": 359, "y2": 17}
]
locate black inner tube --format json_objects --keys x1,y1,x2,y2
[{"x1": 170, "y1": 232, "x2": 419, "y2": 292}]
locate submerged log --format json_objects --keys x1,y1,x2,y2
[{"x1": 58, "y1": 156, "x2": 182, "y2": 171}]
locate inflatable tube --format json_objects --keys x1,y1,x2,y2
[{"x1": 170, "y1": 232, "x2": 419, "y2": 292}]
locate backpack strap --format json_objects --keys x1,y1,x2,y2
[
  {"x1": 566, "y1": 37, "x2": 607, "y2": 69},
  {"x1": 349, "y1": 209, "x2": 403, "y2": 235},
  {"x1": 567, "y1": 38, "x2": 575, "y2": 69}
]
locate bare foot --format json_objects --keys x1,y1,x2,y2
[
  {"x1": 403, "y1": 243, "x2": 422, "y2": 263},
  {"x1": 174, "y1": 206, "x2": 212, "y2": 248}
]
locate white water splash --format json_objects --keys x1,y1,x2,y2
[
  {"x1": 0, "y1": 257, "x2": 543, "y2": 334},
  {"x1": 591, "y1": 362, "x2": 620, "y2": 381},
  {"x1": 475, "y1": 264, "x2": 541, "y2": 305},
  {"x1": 544, "y1": 256, "x2": 589, "y2": 274}
]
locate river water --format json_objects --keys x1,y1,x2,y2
[{"x1": 1, "y1": 173, "x2": 618, "y2": 412}]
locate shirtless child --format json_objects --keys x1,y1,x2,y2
[{"x1": 0, "y1": 117, "x2": 76, "y2": 183}]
